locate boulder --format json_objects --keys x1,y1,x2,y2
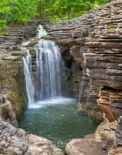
[{"x1": 65, "y1": 134, "x2": 107, "y2": 155}]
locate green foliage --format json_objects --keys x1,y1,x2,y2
[
  {"x1": 6, "y1": 92, "x2": 12, "y2": 100},
  {"x1": 17, "y1": 87, "x2": 27, "y2": 108},
  {"x1": 109, "y1": 26, "x2": 120, "y2": 32},
  {"x1": 40, "y1": 0, "x2": 114, "y2": 24},
  {"x1": 0, "y1": 0, "x2": 40, "y2": 33},
  {"x1": 109, "y1": 27, "x2": 115, "y2": 32},
  {"x1": 0, "y1": 0, "x2": 114, "y2": 32}
]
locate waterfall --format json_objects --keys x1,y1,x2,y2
[
  {"x1": 21, "y1": 47, "x2": 35, "y2": 107},
  {"x1": 35, "y1": 40, "x2": 62, "y2": 100},
  {"x1": 36, "y1": 25, "x2": 47, "y2": 38},
  {"x1": 21, "y1": 25, "x2": 68, "y2": 108}
]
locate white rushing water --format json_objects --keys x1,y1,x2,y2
[
  {"x1": 22, "y1": 25, "x2": 72, "y2": 109},
  {"x1": 35, "y1": 40, "x2": 62, "y2": 100},
  {"x1": 23, "y1": 50, "x2": 35, "y2": 106},
  {"x1": 36, "y1": 25, "x2": 47, "y2": 38},
  {"x1": 20, "y1": 45, "x2": 35, "y2": 107}
]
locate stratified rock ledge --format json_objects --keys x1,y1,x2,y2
[{"x1": 65, "y1": 134, "x2": 107, "y2": 155}]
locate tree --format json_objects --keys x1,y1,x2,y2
[{"x1": 0, "y1": 0, "x2": 114, "y2": 33}]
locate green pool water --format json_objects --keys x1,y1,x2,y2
[{"x1": 19, "y1": 97, "x2": 97, "y2": 150}]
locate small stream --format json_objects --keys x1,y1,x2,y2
[{"x1": 19, "y1": 98, "x2": 97, "y2": 150}]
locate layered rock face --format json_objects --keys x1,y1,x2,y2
[
  {"x1": 0, "y1": 94, "x2": 18, "y2": 127},
  {"x1": 0, "y1": 53, "x2": 25, "y2": 118},
  {"x1": 84, "y1": 0, "x2": 122, "y2": 121},
  {"x1": 0, "y1": 20, "x2": 44, "y2": 118},
  {"x1": 83, "y1": 0, "x2": 122, "y2": 154},
  {"x1": 47, "y1": 9, "x2": 104, "y2": 121},
  {"x1": 0, "y1": 95, "x2": 64, "y2": 155},
  {"x1": 47, "y1": 12, "x2": 94, "y2": 95},
  {"x1": 0, "y1": 20, "x2": 43, "y2": 50}
]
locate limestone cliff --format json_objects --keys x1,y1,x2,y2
[
  {"x1": 84, "y1": 0, "x2": 122, "y2": 121},
  {"x1": 47, "y1": 7, "x2": 104, "y2": 122},
  {"x1": 84, "y1": 0, "x2": 122, "y2": 154},
  {"x1": 0, "y1": 20, "x2": 43, "y2": 118}
]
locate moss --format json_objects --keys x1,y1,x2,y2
[
  {"x1": 108, "y1": 27, "x2": 115, "y2": 32},
  {"x1": 21, "y1": 102, "x2": 25, "y2": 108},
  {"x1": 17, "y1": 87, "x2": 27, "y2": 109},
  {"x1": 6, "y1": 92, "x2": 12, "y2": 100},
  {"x1": 100, "y1": 86, "x2": 103, "y2": 89},
  {"x1": 26, "y1": 131, "x2": 30, "y2": 135},
  {"x1": 42, "y1": 35, "x2": 48, "y2": 39},
  {"x1": 1, "y1": 60, "x2": 10, "y2": 67},
  {"x1": 1, "y1": 32, "x2": 9, "y2": 35}
]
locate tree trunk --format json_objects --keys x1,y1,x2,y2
[
  {"x1": 100, "y1": 0, "x2": 102, "y2": 7},
  {"x1": 68, "y1": 7, "x2": 71, "y2": 20}
]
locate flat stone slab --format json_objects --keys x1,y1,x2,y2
[
  {"x1": 11, "y1": 51, "x2": 27, "y2": 56},
  {"x1": 2, "y1": 56, "x2": 19, "y2": 61},
  {"x1": 65, "y1": 134, "x2": 107, "y2": 155}
]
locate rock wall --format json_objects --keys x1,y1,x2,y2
[
  {"x1": 0, "y1": 20, "x2": 44, "y2": 50},
  {"x1": 85, "y1": 0, "x2": 122, "y2": 122},
  {"x1": 0, "y1": 20, "x2": 43, "y2": 118},
  {"x1": 0, "y1": 54, "x2": 25, "y2": 118},
  {"x1": 47, "y1": 8, "x2": 104, "y2": 122},
  {"x1": 47, "y1": 0, "x2": 122, "y2": 154},
  {"x1": 84, "y1": 0, "x2": 122, "y2": 154}
]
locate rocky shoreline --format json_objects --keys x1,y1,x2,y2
[{"x1": 0, "y1": 0, "x2": 122, "y2": 155}]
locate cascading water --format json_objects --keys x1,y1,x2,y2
[
  {"x1": 35, "y1": 40, "x2": 62, "y2": 100},
  {"x1": 22, "y1": 48, "x2": 35, "y2": 107},
  {"x1": 22, "y1": 25, "x2": 69, "y2": 108},
  {"x1": 19, "y1": 25, "x2": 97, "y2": 150}
]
